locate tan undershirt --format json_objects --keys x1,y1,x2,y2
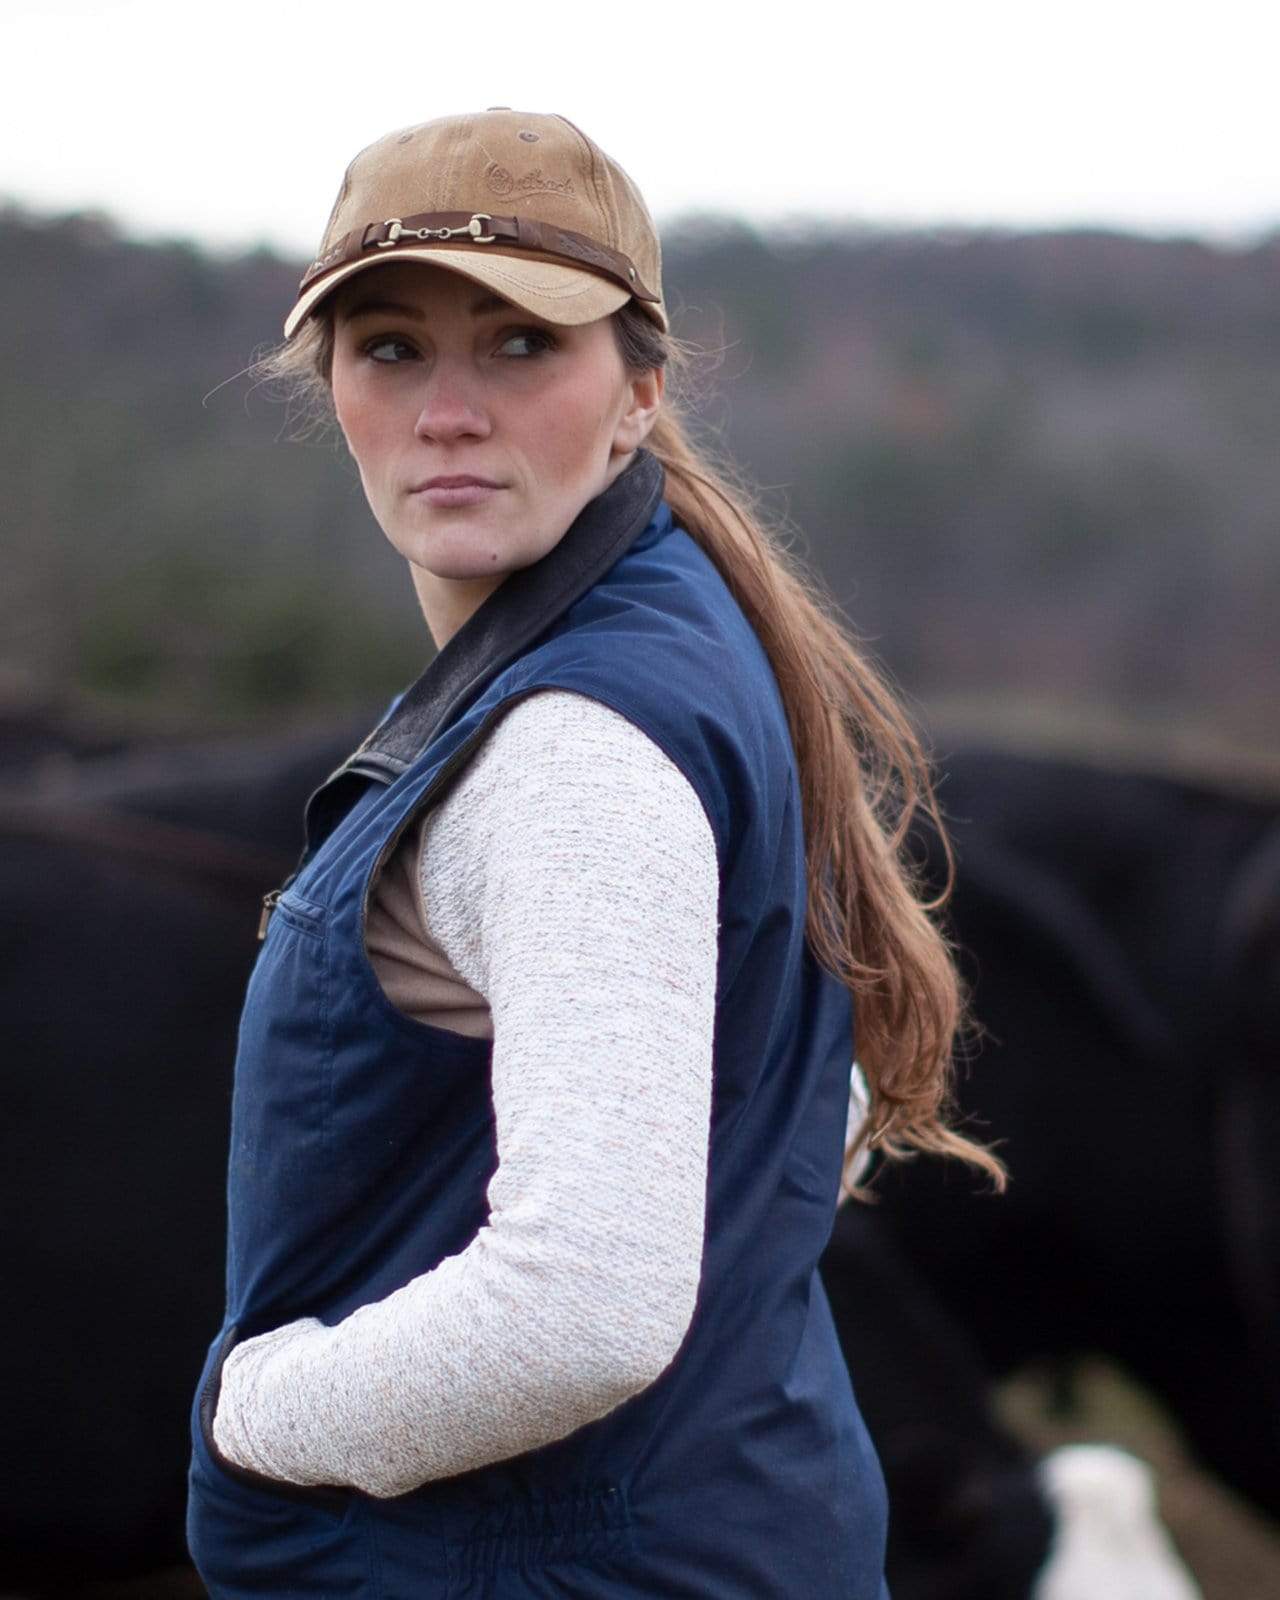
[{"x1": 364, "y1": 805, "x2": 494, "y2": 1039}]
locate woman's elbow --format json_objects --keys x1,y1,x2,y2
[{"x1": 567, "y1": 1263, "x2": 702, "y2": 1409}]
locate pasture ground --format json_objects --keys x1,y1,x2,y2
[{"x1": 999, "y1": 1358, "x2": 1280, "y2": 1600}]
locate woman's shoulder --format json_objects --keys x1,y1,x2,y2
[
  {"x1": 434, "y1": 686, "x2": 714, "y2": 838},
  {"x1": 416, "y1": 686, "x2": 720, "y2": 997}
]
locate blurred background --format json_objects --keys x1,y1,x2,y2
[
  {"x1": 2, "y1": 3, "x2": 1276, "y2": 1596},
  {"x1": 4, "y1": 0, "x2": 1277, "y2": 774}
]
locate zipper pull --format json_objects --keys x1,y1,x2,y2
[{"x1": 257, "y1": 889, "x2": 283, "y2": 941}]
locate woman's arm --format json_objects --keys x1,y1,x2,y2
[{"x1": 212, "y1": 689, "x2": 720, "y2": 1496}]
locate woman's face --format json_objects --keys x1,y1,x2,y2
[{"x1": 329, "y1": 261, "x2": 662, "y2": 645}]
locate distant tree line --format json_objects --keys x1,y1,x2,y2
[{"x1": 2, "y1": 205, "x2": 1276, "y2": 764}]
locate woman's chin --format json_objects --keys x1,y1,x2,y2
[
  {"x1": 397, "y1": 528, "x2": 509, "y2": 581},
  {"x1": 416, "y1": 557, "x2": 516, "y2": 586}
]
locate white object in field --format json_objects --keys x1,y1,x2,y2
[
  {"x1": 1033, "y1": 1444, "x2": 1202, "y2": 1600},
  {"x1": 843, "y1": 1059, "x2": 873, "y2": 1192},
  {"x1": 834, "y1": 1060, "x2": 872, "y2": 1207}
]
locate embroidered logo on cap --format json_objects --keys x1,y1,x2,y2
[{"x1": 485, "y1": 162, "x2": 574, "y2": 199}]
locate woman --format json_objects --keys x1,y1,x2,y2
[{"x1": 187, "y1": 108, "x2": 1002, "y2": 1598}]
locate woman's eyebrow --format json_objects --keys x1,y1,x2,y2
[
  {"x1": 341, "y1": 292, "x2": 516, "y2": 321},
  {"x1": 470, "y1": 292, "x2": 517, "y2": 315}
]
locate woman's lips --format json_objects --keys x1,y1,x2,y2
[
  {"x1": 421, "y1": 485, "x2": 499, "y2": 507},
  {"x1": 412, "y1": 476, "x2": 504, "y2": 508}
]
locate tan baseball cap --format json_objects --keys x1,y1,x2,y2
[{"x1": 284, "y1": 109, "x2": 667, "y2": 339}]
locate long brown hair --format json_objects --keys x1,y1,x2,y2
[{"x1": 262, "y1": 295, "x2": 1006, "y2": 1195}]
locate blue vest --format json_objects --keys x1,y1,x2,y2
[{"x1": 187, "y1": 451, "x2": 889, "y2": 1598}]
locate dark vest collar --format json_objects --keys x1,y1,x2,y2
[{"x1": 344, "y1": 447, "x2": 666, "y2": 783}]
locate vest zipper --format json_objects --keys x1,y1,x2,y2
[{"x1": 258, "y1": 889, "x2": 282, "y2": 941}]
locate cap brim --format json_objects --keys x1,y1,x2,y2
[{"x1": 283, "y1": 247, "x2": 640, "y2": 339}]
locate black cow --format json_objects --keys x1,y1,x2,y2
[
  {"x1": 819, "y1": 1206, "x2": 1202, "y2": 1600},
  {"x1": 0, "y1": 697, "x2": 134, "y2": 776},
  {"x1": 819, "y1": 1203, "x2": 1056, "y2": 1599},
  {"x1": 0, "y1": 725, "x2": 359, "y2": 1591},
  {"x1": 870, "y1": 746, "x2": 1280, "y2": 1520}
]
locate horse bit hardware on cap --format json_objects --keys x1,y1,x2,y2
[{"x1": 377, "y1": 214, "x2": 496, "y2": 246}]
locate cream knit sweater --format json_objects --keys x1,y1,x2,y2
[{"x1": 212, "y1": 689, "x2": 867, "y2": 1496}]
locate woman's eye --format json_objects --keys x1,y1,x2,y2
[
  {"x1": 356, "y1": 329, "x2": 554, "y2": 363},
  {"x1": 364, "y1": 336, "x2": 419, "y2": 363},
  {"x1": 498, "y1": 329, "x2": 556, "y2": 359}
]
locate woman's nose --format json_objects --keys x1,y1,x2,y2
[{"x1": 413, "y1": 366, "x2": 491, "y2": 443}]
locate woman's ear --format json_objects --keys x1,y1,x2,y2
[{"x1": 612, "y1": 366, "x2": 665, "y2": 454}]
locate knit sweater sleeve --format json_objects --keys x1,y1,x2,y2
[{"x1": 210, "y1": 688, "x2": 721, "y2": 1497}]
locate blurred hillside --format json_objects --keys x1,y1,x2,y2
[{"x1": 2, "y1": 205, "x2": 1276, "y2": 770}]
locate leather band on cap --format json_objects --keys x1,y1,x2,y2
[{"x1": 296, "y1": 211, "x2": 660, "y2": 307}]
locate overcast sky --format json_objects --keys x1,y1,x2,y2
[{"x1": 6, "y1": 0, "x2": 1276, "y2": 258}]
